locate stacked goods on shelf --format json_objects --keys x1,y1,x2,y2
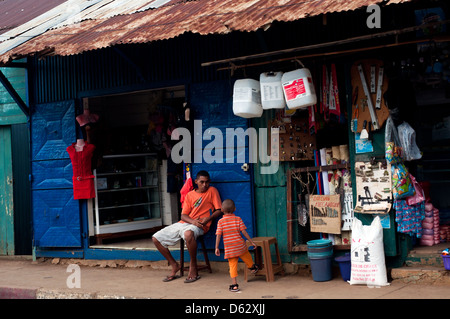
[
  {"x1": 433, "y1": 207, "x2": 440, "y2": 245},
  {"x1": 420, "y1": 203, "x2": 434, "y2": 246},
  {"x1": 420, "y1": 202, "x2": 440, "y2": 246}
]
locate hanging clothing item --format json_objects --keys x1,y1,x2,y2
[
  {"x1": 66, "y1": 142, "x2": 96, "y2": 199},
  {"x1": 394, "y1": 199, "x2": 425, "y2": 238},
  {"x1": 180, "y1": 177, "x2": 193, "y2": 208}
]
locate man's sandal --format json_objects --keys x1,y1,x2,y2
[
  {"x1": 162, "y1": 274, "x2": 180, "y2": 282},
  {"x1": 229, "y1": 284, "x2": 240, "y2": 292},
  {"x1": 249, "y1": 264, "x2": 260, "y2": 274}
]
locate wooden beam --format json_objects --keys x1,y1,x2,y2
[{"x1": 201, "y1": 19, "x2": 450, "y2": 69}]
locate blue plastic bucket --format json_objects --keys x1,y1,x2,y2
[
  {"x1": 309, "y1": 256, "x2": 333, "y2": 282},
  {"x1": 443, "y1": 255, "x2": 450, "y2": 271},
  {"x1": 307, "y1": 239, "x2": 334, "y2": 281},
  {"x1": 335, "y1": 253, "x2": 351, "y2": 281}
]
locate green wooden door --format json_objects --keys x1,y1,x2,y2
[{"x1": 0, "y1": 126, "x2": 14, "y2": 255}]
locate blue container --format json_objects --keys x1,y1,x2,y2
[
  {"x1": 307, "y1": 239, "x2": 332, "y2": 248},
  {"x1": 309, "y1": 256, "x2": 333, "y2": 282},
  {"x1": 335, "y1": 253, "x2": 351, "y2": 281},
  {"x1": 307, "y1": 239, "x2": 333, "y2": 281},
  {"x1": 307, "y1": 239, "x2": 333, "y2": 258}
]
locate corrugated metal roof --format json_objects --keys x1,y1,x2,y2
[
  {"x1": 0, "y1": 0, "x2": 67, "y2": 35},
  {"x1": 0, "y1": 0, "x2": 412, "y2": 64},
  {"x1": 0, "y1": 0, "x2": 172, "y2": 54}
]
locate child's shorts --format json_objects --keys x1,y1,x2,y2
[{"x1": 153, "y1": 222, "x2": 204, "y2": 248}]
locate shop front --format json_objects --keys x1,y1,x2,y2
[{"x1": 0, "y1": 0, "x2": 449, "y2": 270}]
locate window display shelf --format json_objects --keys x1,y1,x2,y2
[{"x1": 92, "y1": 153, "x2": 162, "y2": 244}]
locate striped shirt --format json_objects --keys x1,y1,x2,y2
[{"x1": 216, "y1": 214, "x2": 247, "y2": 259}]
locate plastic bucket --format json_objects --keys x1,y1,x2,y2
[
  {"x1": 307, "y1": 239, "x2": 333, "y2": 281},
  {"x1": 335, "y1": 253, "x2": 351, "y2": 281},
  {"x1": 307, "y1": 239, "x2": 332, "y2": 248},
  {"x1": 307, "y1": 239, "x2": 333, "y2": 258},
  {"x1": 309, "y1": 256, "x2": 333, "y2": 282},
  {"x1": 443, "y1": 255, "x2": 450, "y2": 271}
]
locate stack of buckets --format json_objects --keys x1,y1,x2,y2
[{"x1": 307, "y1": 239, "x2": 333, "y2": 282}]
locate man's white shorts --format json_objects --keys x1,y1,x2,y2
[{"x1": 152, "y1": 222, "x2": 204, "y2": 248}]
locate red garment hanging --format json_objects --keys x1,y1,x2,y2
[
  {"x1": 66, "y1": 142, "x2": 96, "y2": 199},
  {"x1": 180, "y1": 177, "x2": 193, "y2": 208}
]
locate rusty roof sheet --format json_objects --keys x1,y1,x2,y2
[{"x1": 0, "y1": 0, "x2": 412, "y2": 64}]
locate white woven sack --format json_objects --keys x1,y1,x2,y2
[{"x1": 349, "y1": 216, "x2": 390, "y2": 286}]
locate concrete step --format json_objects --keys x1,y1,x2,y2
[
  {"x1": 391, "y1": 243, "x2": 450, "y2": 284},
  {"x1": 404, "y1": 243, "x2": 448, "y2": 267},
  {"x1": 391, "y1": 266, "x2": 450, "y2": 285}
]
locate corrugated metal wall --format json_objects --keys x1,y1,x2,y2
[{"x1": 30, "y1": 0, "x2": 423, "y2": 103}]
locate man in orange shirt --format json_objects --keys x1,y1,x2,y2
[{"x1": 152, "y1": 170, "x2": 222, "y2": 283}]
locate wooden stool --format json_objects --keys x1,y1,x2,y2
[
  {"x1": 244, "y1": 237, "x2": 284, "y2": 282},
  {"x1": 180, "y1": 235, "x2": 212, "y2": 276}
]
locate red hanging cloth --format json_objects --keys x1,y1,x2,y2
[{"x1": 66, "y1": 142, "x2": 96, "y2": 199}]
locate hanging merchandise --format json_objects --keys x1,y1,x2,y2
[
  {"x1": 394, "y1": 198, "x2": 425, "y2": 239},
  {"x1": 232, "y1": 79, "x2": 263, "y2": 118},
  {"x1": 260, "y1": 72, "x2": 285, "y2": 110},
  {"x1": 375, "y1": 66, "x2": 384, "y2": 110},
  {"x1": 405, "y1": 174, "x2": 425, "y2": 206},
  {"x1": 354, "y1": 160, "x2": 392, "y2": 215},
  {"x1": 348, "y1": 216, "x2": 390, "y2": 286},
  {"x1": 328, "y1": 64, "x2": 341, "y2": 116},
  {"x1": 357, "y1": 64, "x2": 380, "y2": 130},
  {"x1": 321, "y1": 65, "x2": 329, "y2": 121},
  {"x1": 66, "y1": 140, "x2": 96, "y2": 200},
  {"x1": 308, "y1": 104, "x2": 317, "y2": 134},
  {"x1": 282, "y1": 66, "x2": 317, "y2": 110},
  {"x1": 397, "y1": 122, "x2": 422, "y2": 161},
  {"x1": 350, "y1": 60, "x2": 390, "y2": 134},
  {"x1": 391, "y1": 160, "x2": 415, "y2": 200},
  {"x1": 385, "y1": 117, "x2": 415, "y2": 200},
  {"x1": 268, "y1": 115, "x2": 316, "y2": 161}
]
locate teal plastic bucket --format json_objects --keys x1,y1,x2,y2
[
  {"x1": 307, "y1": 239, "x2": 333, "y2": 258},
  {"x1": 307, "y1": 239, "x2": 332, "y2": 248}
]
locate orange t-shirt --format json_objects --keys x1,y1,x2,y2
[
  {"x1": 180, "y1": 186, "x2": 222, "y2": 233},
  {"x1": 216, "y1": 213, "x2": 247, "y2": 259}
]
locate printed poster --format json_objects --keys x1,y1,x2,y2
[{"x1": 309, "y1": 194, "x2": 342, "y2": 234}]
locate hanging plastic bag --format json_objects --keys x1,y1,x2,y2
[
  {"x1": 349, "y1": 216, "x2": 390, "y2": 286},
  {"x1": 385, "y1": 142, "x2": 404, "y2": 164},
  {"x1": 391, "y1": 163, "x2": 415, "y2": 200},
  {"x1": 385, "y1": 116, "x2": 403, "y2": 164},
  {"x1": 398, "y1": 122, "x2": 422, "y2": 161},
  {"x1": 405, "y1": 174, "x2": 425, "y2": 206}
]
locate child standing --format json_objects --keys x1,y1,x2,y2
[{"x1": 215, "y1": 199, "x2": 259, "y2": 292}]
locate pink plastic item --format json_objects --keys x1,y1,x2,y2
[
  {"x1": 420, "y1": 238, "x2": 434, "y2": 246},
  {"x1": 422, "y1": 222, "x2": 434, "y2": 229}
]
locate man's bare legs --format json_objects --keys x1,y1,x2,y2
[
  {"x1": 152, "y1": 230, "x2": 199, "y2": 280},
  {"x1": 152, "y1": 236, "x2": 180, "y2": 278},
  {"x1": 184, "y1": 230, "x2": 198, "y2": 280}
]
